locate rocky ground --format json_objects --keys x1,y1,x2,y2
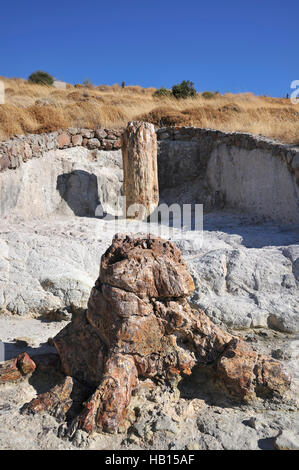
[
  {"x1": 0, "y1": 211, "x2": 298, "y2": 450},
  {"x1": 0, "y1": 211, "x2": 298, "y2": 331},
  {"x1": 0, "y1": 143, "x2": 298, "y2": 450},
  {"x1": 0, "y1": 322, "x2": 298, "y2": 450}
]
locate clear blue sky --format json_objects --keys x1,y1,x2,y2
[{"x1": 1, "y1": 0, "x2": 298, "y2": 97}]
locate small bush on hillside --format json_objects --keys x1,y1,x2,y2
[
  {"x1": 153, "y1": 87, "x2": 173, "y2": 98},
  {"x1": 172, "y1": 80, "x2": 196, "y2": 99},
  {"x1": 83, "y1": 78, "x2": 94, "y2": 88},
  {"x1": 28, "y1": 70, "x2": 54, "y2": 86},
  {"x1": 202, "y1": 91, "x2": 216, "y2": 99}
]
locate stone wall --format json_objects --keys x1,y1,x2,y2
[
  {"x1": 157, "y1": 127, "x2": 299, "y2": 225},
  {"x1": 0, "y1": 127, "x2": 123, "y2": 172},
  {"x1": 156, "y1": 126, "x2": 299, "y2": 184},
  {"x1": 0, "y1": 125, "x2": 298, "y2": 224}
]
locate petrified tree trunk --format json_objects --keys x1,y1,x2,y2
[
  {"x1": 22, "y1": 376, "x2": 73, "y2": 421},
  {"x1": 0, "y1": 352, "x2": 36, "y2": 384},
  {"x1": 23, "y1": 235, "x2": 291, "y2": 435},
  {"x1": 122, "y1": 121, "x2": 159, "y2": 219}
]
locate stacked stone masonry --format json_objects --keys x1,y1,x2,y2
[
  {"x1": 0, "y1": 125, "x2": 298, "y2": 186},
  {"x1": 0, "y1": 128, "x2": 123, "y2": 172},
  {"x1": 156, "y1": 127, "x2": 299, "y2": 183}
]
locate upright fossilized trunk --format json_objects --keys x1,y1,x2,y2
[
  {"x1": 21, "y1": 235, "x2": 291, "y2": 436},
  {"x1": 122, "y1": 121, "x2": 159, "y2": 219}
]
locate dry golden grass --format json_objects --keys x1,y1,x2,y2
[{"x1": 0, "y1": 77, "x2": 298, "y2": 144}]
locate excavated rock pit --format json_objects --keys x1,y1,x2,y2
[
  {"x1": 17, "y1": 235, "x2": 290, "y2": 435},
  {"x1": 0, "y1": 127, "x2": 298, "y2": 450}
]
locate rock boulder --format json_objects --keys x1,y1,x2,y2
[{"x1": 48, "y1": 235, "x2": 291, "y2": 434}]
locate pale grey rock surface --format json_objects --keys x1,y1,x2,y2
[
  {"x1": 0, "y1": 145, "x2": 298, "y2": 333},
  {"x1": 274, "y1": 429, "x2": 299, "y2": 450},
  {"x1": 0, "y1": 145, "x2": 298, "y2": 450},
  {"x1": 206, "y1": 144, "x2": 299, "y2": 225},
  {"x1": 157, "y1": 130, "x2": 299, "y2": 225},
  {"x1": 0, "y1": 213, "x2": 298, "y2": 334},
  {"x1": 189, "y1": 244, "x2": 299, "y2": 333},
  {"x1": 0, "y1": 147, "x2": 123, "y2": 220}
]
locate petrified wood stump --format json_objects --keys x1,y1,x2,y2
[
  {"x1": 23, "y1": 235, "x2": 290, "y2": 434},
  {"x1": 122, "y1": 121, "x2": 159, "y2": 219}
]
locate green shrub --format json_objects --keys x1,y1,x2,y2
[
  {"x1": 121, "y1": 81, "x2": 126, "y2": 88},
  {"x1": 153, "y1": 87, "x2": 173, "y2": 98},
  {"x1": 28, "y1": 70, "x2": 54, "y2": 86},
  {"x1": 172, "y1": 80, "x2": 196, "y2": 99},
  {"x1": 83, "y1": 78, "x2": 94, "y2": 88},
  {"x1": 202, "y1": 91, "x2": 215, "y2": 99}
]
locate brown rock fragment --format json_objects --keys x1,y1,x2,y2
[
  {"x1": 216, "y1": 338, "x2": 290, "y2": 400},
  {"x1": 22, "y1": 376, "x2": 73, "y2": 421},
  {"x1": 57, "y1": 133, "x2": 71, "y2": 148},
  {"x1": 25, "y1": 234, "x2": 290, "y2": 435},
  {"x1": 71, "y1": 134, "x2": 83, "y2": 146},
  {"x1": 0, "y1": 352, "x2": 36, "y2": 384},
  {"x1": 216, "y1": 338, "x2": 262, "y2": 400}
]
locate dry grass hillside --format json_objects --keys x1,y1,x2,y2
[{"x1": 0, "y1": 76, "x2": 298, "y2": 144}]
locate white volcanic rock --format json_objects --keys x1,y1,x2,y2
[
  {"x1": 0, "y1": 213, "x2": 298, "y2": 334},
  {"x1": 0, "y1": 147, "x2": 123, "y2": 220},
  {"x1": 189, "y1": 245, "x2": 299, "y2": 333},
  {"x1": 0, "y1": 225, "x2": 101, "y2": 316},
  {"x1": 0, "y1": 146, "x2": 298, "y2": 333}
]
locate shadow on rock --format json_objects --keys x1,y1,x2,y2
[
  {"x1": 178, "y1": 365, "x2": 237, "y2": 408},
  {"x1": 57, "y1": 171, "x2": 101, "y2": 217},
  {"x1": 27, "y1": 352, "x2": 64, "y2": 395}
]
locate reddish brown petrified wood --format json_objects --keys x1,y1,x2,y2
[
  {"x1": 23, "y1": 235, "x2": 291, "y2": 434},
  {"x1": 21, "y1": 376, "x2": 73, "y2": 421},
  {"x1": 0, "y1": 352, "x2": 36, "y2": 384}
]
